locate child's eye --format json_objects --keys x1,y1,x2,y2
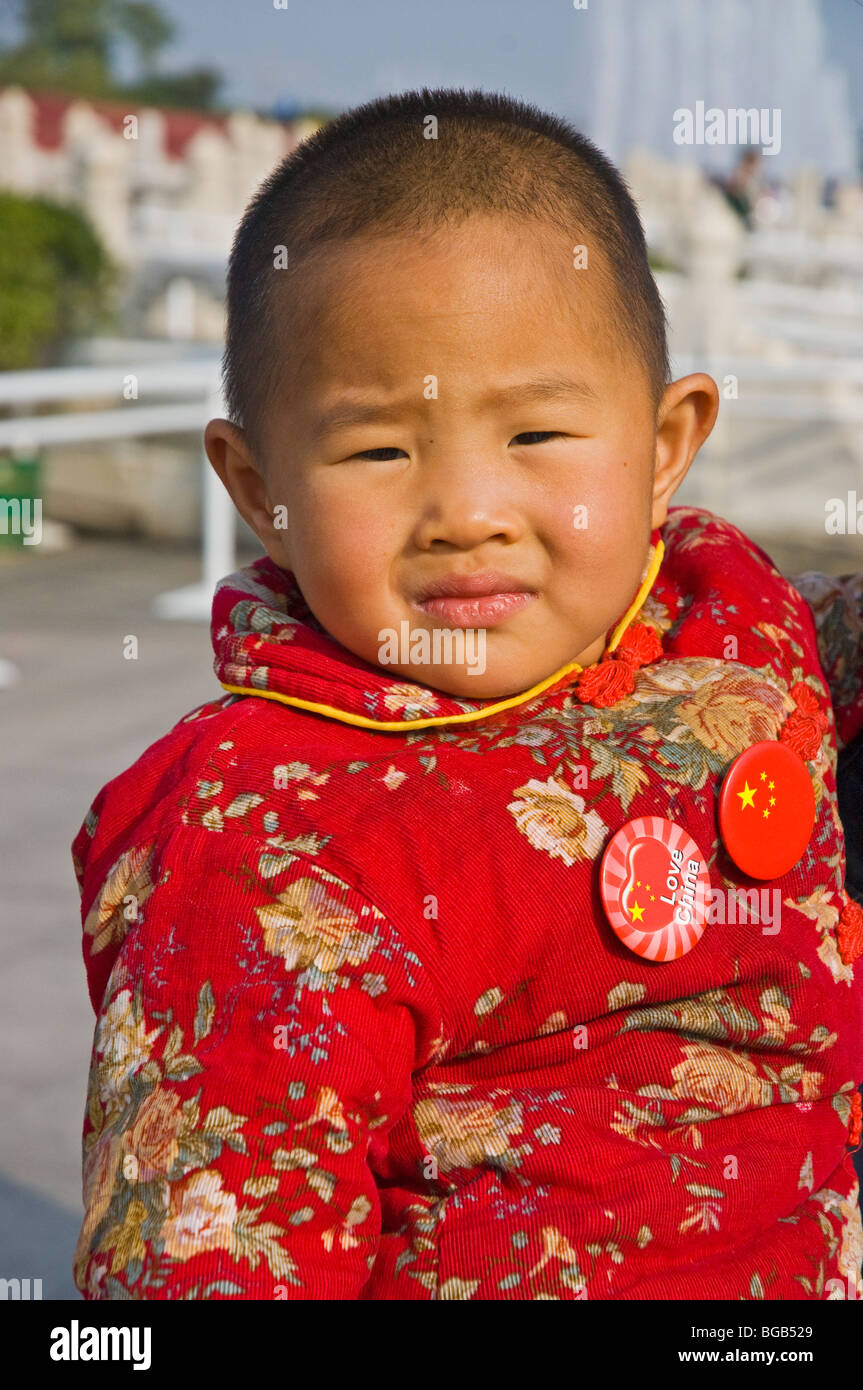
[
  {"x1": 511, "y1": 431, "x2": 563, "y2": 446},
  {"x1": 352, "y1": 433, "x2": 563, "y2": 460},
  {"x1": 353, "y1": 447, "x2": 408, "y2": 461}
]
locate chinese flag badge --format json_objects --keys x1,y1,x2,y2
[{"x1": 719, "y1": 740, "x2": 815, "y2": 880}]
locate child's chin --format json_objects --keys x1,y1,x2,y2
[{"x1": 415, "y1": 664, "x2": 544, "y2": 701}]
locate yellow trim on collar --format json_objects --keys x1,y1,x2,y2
[{"x1": 219, "y1": 537, "x2": 665, "y2": 732}]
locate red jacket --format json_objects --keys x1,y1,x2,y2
[{"x1": 72, "y1": 506, "x2": 863, "y2": 1300}]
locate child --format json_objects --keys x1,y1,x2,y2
[{"x1": 72, "y1": 88, "x2": 863, "y2": 1301}]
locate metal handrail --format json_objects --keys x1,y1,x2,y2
[{"x1": 0, "y1": 362, "x2": 233, "y2": 619}]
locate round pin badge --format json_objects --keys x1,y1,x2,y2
[
  {"x1": 600, "y1": 816, "x2": 712, "y2": 961},
  {"x1": 718, "y1": 740, "x2": 815, "y2": 880}
]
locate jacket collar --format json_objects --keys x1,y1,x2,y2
[{"x1": 212, "y1": 533, "x2": 664, "y2": 732}]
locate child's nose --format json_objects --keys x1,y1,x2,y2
[{"x1": 410, "y1": 470, "x2": 527, "y2": 551}]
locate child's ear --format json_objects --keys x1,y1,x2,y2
[
  {"x1": 651, "y1": 374, "x2": 720, "y2": 529},
  {"x1": 204, "y1": 418, "x2": 289, "y2": 567}
]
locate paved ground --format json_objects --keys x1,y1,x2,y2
[
  {"x1": 0, "y1": 536, "x2": 226, "y2": 1298},
  {"x1": 1, "y1": 515, "x2": 860, "y2": 1299}
]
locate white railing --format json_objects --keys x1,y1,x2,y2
[
  {"x1": 744, "y1": 229, "x2": 863, "y2": 277},
  {"x1": 671, "y1": 353, "x2": 863, "y2": 424},
  {"x1": 129, "y1": 206, "x2": 236, "y2": 263},
  {"x1": 0, "y1": 360, "x2": 235, "y2": 618}
]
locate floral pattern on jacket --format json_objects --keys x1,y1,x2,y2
[{"x1": 72, "y1": 506, "x2": 863, "y2": 1300}]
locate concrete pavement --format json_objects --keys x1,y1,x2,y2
[{"x1": 0, "y1": 536, "x2": 223, "y2": 1298}]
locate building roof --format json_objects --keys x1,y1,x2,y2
[{"x1": 0, "y1": 87, "x2": 241, "y2": 159}]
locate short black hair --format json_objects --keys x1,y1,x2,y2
[{"x1": 223, "y1": 86, "x2": 669, "y2": 454}]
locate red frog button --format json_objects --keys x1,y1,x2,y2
[
  {"x1": 719, "y1": 740, "x2": 815, "y2": 880},
  {"x1": 600, "y1": 816, "x2": 711, "y2": 961}
]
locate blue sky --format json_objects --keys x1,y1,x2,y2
[
  {"x1": 147, "y1": 0, "x2": 863, "y2": 142},
  {"x1": 2, "y1": 1, "x2": 861, "y2": 167}
]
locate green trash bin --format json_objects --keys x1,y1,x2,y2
[{"x1": 0, "y1": 449, "x2": 42, "y2": 548}]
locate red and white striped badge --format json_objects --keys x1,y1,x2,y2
[{"x1": 600, "y1": 816, "x2": 711, "y2": 961}]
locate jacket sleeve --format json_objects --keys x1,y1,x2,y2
[
  {"x1": 73, "y1": 821, "x2": 443, "y2": 1300},
  {"x1": 789, "y1": 570, "x2": 863, "y2": 750}
]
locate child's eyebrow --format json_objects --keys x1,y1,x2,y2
[{"x1": 312, "y1": 375, "x2": 598, "y2": 439}]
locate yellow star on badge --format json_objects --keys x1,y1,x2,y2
[
  {"x1": 737, "y1": 780, "x2": 757, "y2": 810},
  {"x1": 629, "y1": 900, "x2": 645, "y2": 922},
  {"x1": 759, "y1": 771, "x2": 767, "y2": 781}
]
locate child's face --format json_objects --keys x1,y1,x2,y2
[{"x1": 208, "y1": 214, "x2": 718, "y2": 699}]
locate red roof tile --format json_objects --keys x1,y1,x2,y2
[{"x1": 1, "y1": 87, "x2": 233, "y2": 157}]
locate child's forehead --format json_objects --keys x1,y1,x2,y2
[
  {"x1": 259, "y1": 220, "x2": 638, "y2": 429},
  {"x1": 287, "y1": 220, "x2": 615, "y2": 339}
]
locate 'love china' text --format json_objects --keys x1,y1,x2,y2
[{"x1": 659, "y1": 847, "x2": 700, "y2": 925}]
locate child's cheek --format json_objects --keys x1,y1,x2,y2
[{"x1": 544, "y1": 445, "x2": 653, "y2": 563}]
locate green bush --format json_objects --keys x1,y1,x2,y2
[{"x1": 0, "y1": 193, "x2": 115, "y2": 369}]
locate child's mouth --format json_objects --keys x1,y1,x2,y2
[{"x1": 413, "y1": 591, "x2": 537, "y2": 627}]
